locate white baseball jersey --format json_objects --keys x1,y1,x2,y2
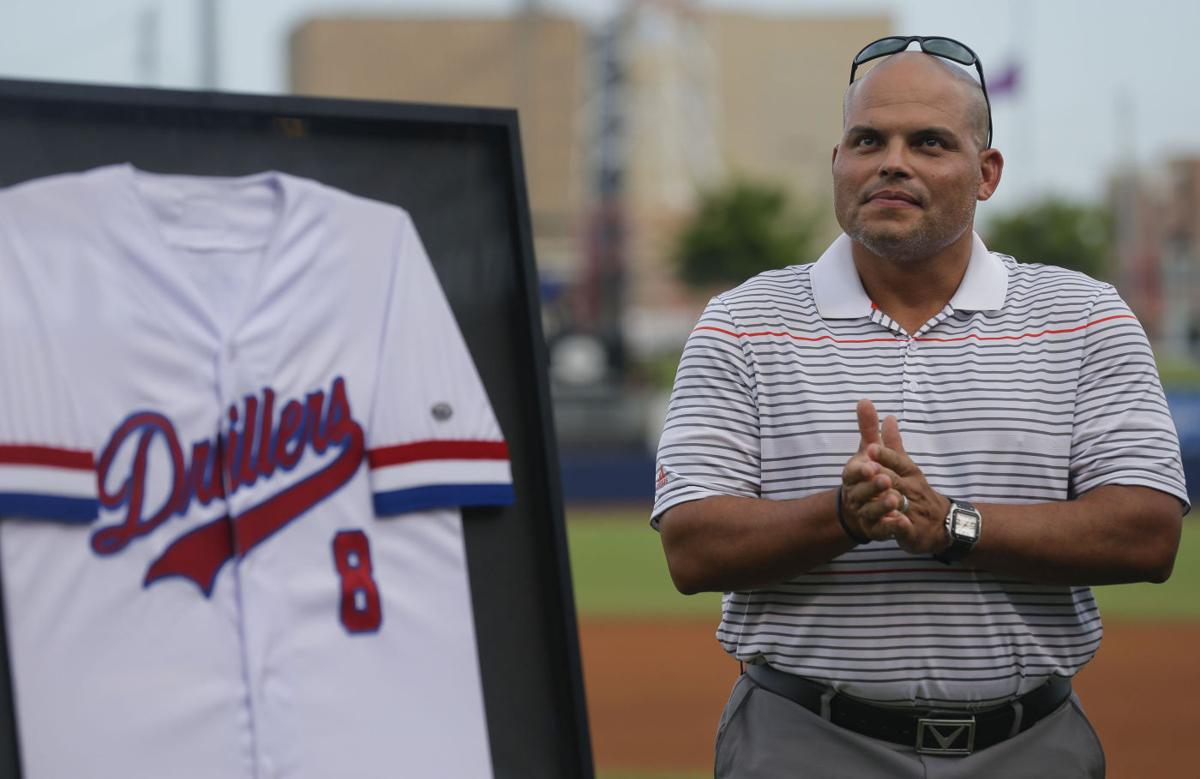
[{"x1": 0, "y1": 164, "x2": 513, "y2": 778}]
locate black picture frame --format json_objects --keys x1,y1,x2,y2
[{"x1": 0, "y1": 78, "x2": 591, "y2": 779}]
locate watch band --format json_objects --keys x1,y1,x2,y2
[{"x1": 933, "y1": 498, "x2": 981, "y2": 564}]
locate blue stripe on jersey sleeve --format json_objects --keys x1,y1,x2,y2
[
  {"x1": 0, "y1": 494, "x2": 99, "y2": 523},
  {"x1": 373, "y1": 484, "x2": 516, "y2": 516}
]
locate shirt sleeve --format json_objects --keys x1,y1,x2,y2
[
  {"x1": 364, "y1": 213, "x2": 513, "y2": 517},
  {"x1": 651, "y1": 295, "x2": 761, "y2": 527},
  {"x1": 1069, "y1": 285, "x2": 1189, "y2": 510}
]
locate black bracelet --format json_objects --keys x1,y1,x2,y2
[{"x1": 835, "y1": 485, "x2": 870, "y2": 545}]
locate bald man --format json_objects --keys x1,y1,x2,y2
[{"x1": 652, "y1": 38, "x2": 1186, "y2": 778}]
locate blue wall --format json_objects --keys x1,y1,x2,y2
[
  {"x1": 1167, "y1": 393, "x2": 1200, "y2": 499},
  {"x1": 559, "y1": 447, "x2": 655, "y2": 504}
]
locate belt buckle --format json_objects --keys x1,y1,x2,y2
[{"x1": 915, "y1": 714, "x2": 976, "y2": 755}]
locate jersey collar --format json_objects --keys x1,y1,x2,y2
[{"x1": 810, "y1": 231, "x2": 1009, "y2": 319}]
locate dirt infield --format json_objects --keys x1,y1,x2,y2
[{"x1": 579, "y1": 619, "x2": 1200, "y2": 778}]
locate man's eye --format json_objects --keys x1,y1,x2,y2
[
  {"x1": 856, "y1": 136, "x2": 877, "y2": 147},
  {"x1": 920, "y1": 137, "x2": 944, "y2": 148}
]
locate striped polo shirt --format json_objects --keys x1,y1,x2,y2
[{"x1": 653, "y1": 231, "x2": 1188, "y2": 708}]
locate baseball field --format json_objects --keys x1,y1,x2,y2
[{"x1": 567, "y1": 505, "x2": 1200, "y2": 779}]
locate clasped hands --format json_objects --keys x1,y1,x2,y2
[{"x1": 839, "y1": 398, "x2": 951, "y2": 554}]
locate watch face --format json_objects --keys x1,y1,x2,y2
[{"x1": 953, "y1": 509, "x2": 980, "y2": 540}]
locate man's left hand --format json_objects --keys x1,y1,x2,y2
[{"x1": 866, "y1": 417, "x2": 953, "y2": 555}]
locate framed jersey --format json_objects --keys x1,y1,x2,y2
[{"x1": 0, "y1": 80, "x2": 589, "y2": 778}]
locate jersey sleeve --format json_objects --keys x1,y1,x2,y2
[
  {"x1": 0, "y1": 193, "x2": 98, "y2": 523},
  {"x1": 652, "y1": 295, "x2": 761, "y2": 527},
  {"x1": 1069, "y1": 285, "x2": 1189, "y2": 509},
  {"x1": 363, "y1": 213, "x2": 514, "y2": 517}
]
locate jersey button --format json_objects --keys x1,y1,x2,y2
[{"x1": 904, "y1": 379, "x2": 918, "y2": 392}]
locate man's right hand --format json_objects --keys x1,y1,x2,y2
[{"x1": 839, "y1": 398, "x2": 906, "y2": 542}]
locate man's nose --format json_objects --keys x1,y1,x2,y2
[{"x1": 878, "y1": 139, "x2": 912, "y2": 178}]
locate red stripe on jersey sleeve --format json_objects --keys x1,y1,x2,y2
[
  {"x1": 0, "y1": 445, "x2": 94, "y2": 470},
  {"x1": 366, "y1": 440, "x2": 509, "y2": 468}
]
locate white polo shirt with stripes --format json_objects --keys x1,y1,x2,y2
[{"x1": 653, "y1": 231, "x2": 1188, "y2": 708}]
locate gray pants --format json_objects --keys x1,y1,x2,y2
[{"x1": 715, "y1": 675, "x2": 1106, "y2": 778}]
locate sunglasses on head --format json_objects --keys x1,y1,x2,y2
[{"x1": 849, "y1": 35, "x2": 993, "y2": 150}]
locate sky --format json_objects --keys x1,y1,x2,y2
[{"x1": 0, "y1": 0, "x2": 1197, "y2": 216}]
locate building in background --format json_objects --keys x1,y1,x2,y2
[
  {"x1": 1112, "y1": 157, "x2": 1200, "y2": 358},
  {"x1": 290, "y1": 11, "x2": 588, "y2": 283},
  {"x1": 1162, "y1": 159, "x2": 1200, "y2": 356}
]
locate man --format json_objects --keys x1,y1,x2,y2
[{"x1": 652, "y1": 36, "x2": 1186, "y2": 778}]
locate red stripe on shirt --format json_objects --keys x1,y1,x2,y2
[
  {"x1": 0, "y1": 445, "x2": 94, "y2": 470},
  {"x1": 367, "y1": 440, "x2": 509, "y2": 468},
  {"x1": 694, "y1": 313, "x2": 1136, "y2": 344}
]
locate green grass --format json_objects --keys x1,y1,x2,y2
[
  {"x1": 566, "y1": 505, "x2": 721, "y2": 617},
  {"x1": 1093, "y1": 518, "x2": 1200, "y2": 620},
  {"x1": 1155, "y1": 353, "x2": 1200, "y2": 389},
  {"x1": 567, "y1": 506, "x2": 1200, "y2": 621}
]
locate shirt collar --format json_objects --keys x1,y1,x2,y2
[{"x1": 810, "y1": 231, "x2": 1009, "y2": 319}]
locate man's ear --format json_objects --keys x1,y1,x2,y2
[
  {"x1": 832, "y1": 144, "x2": 841, "y2": 168},
  {"x1": 977, "y1": 148, "x2": 1004, "y2": 201}
]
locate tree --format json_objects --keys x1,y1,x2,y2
[
  {"x1": 674, "y1": 179, "x2": 821, "y2": 290},
  {"x1": 983, "y1": 198, "x2": 1114, "y2": 281}
]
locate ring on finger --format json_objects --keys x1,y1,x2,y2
[{"x1": 897, "y1": 493, "x2": 909, "y2": 514}]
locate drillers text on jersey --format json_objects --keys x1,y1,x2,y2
[{"x1": 91, "y1": 377, "x2": 365, "y2": 595}]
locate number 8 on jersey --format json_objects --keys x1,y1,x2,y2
[{"x1": 333, "y1": 529, "x2": 382, "y2": 633}]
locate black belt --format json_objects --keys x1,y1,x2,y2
[{"x1": 744, "y1": 663, "x2": 1072, "y2": 756}]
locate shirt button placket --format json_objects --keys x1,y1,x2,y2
[{"x1": 903, "y1": 339, "x2": 923, "y2": 412}]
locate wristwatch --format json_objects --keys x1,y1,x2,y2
[{"x1": 933, "y1": 498, "x2": 981, "y2": 564}]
